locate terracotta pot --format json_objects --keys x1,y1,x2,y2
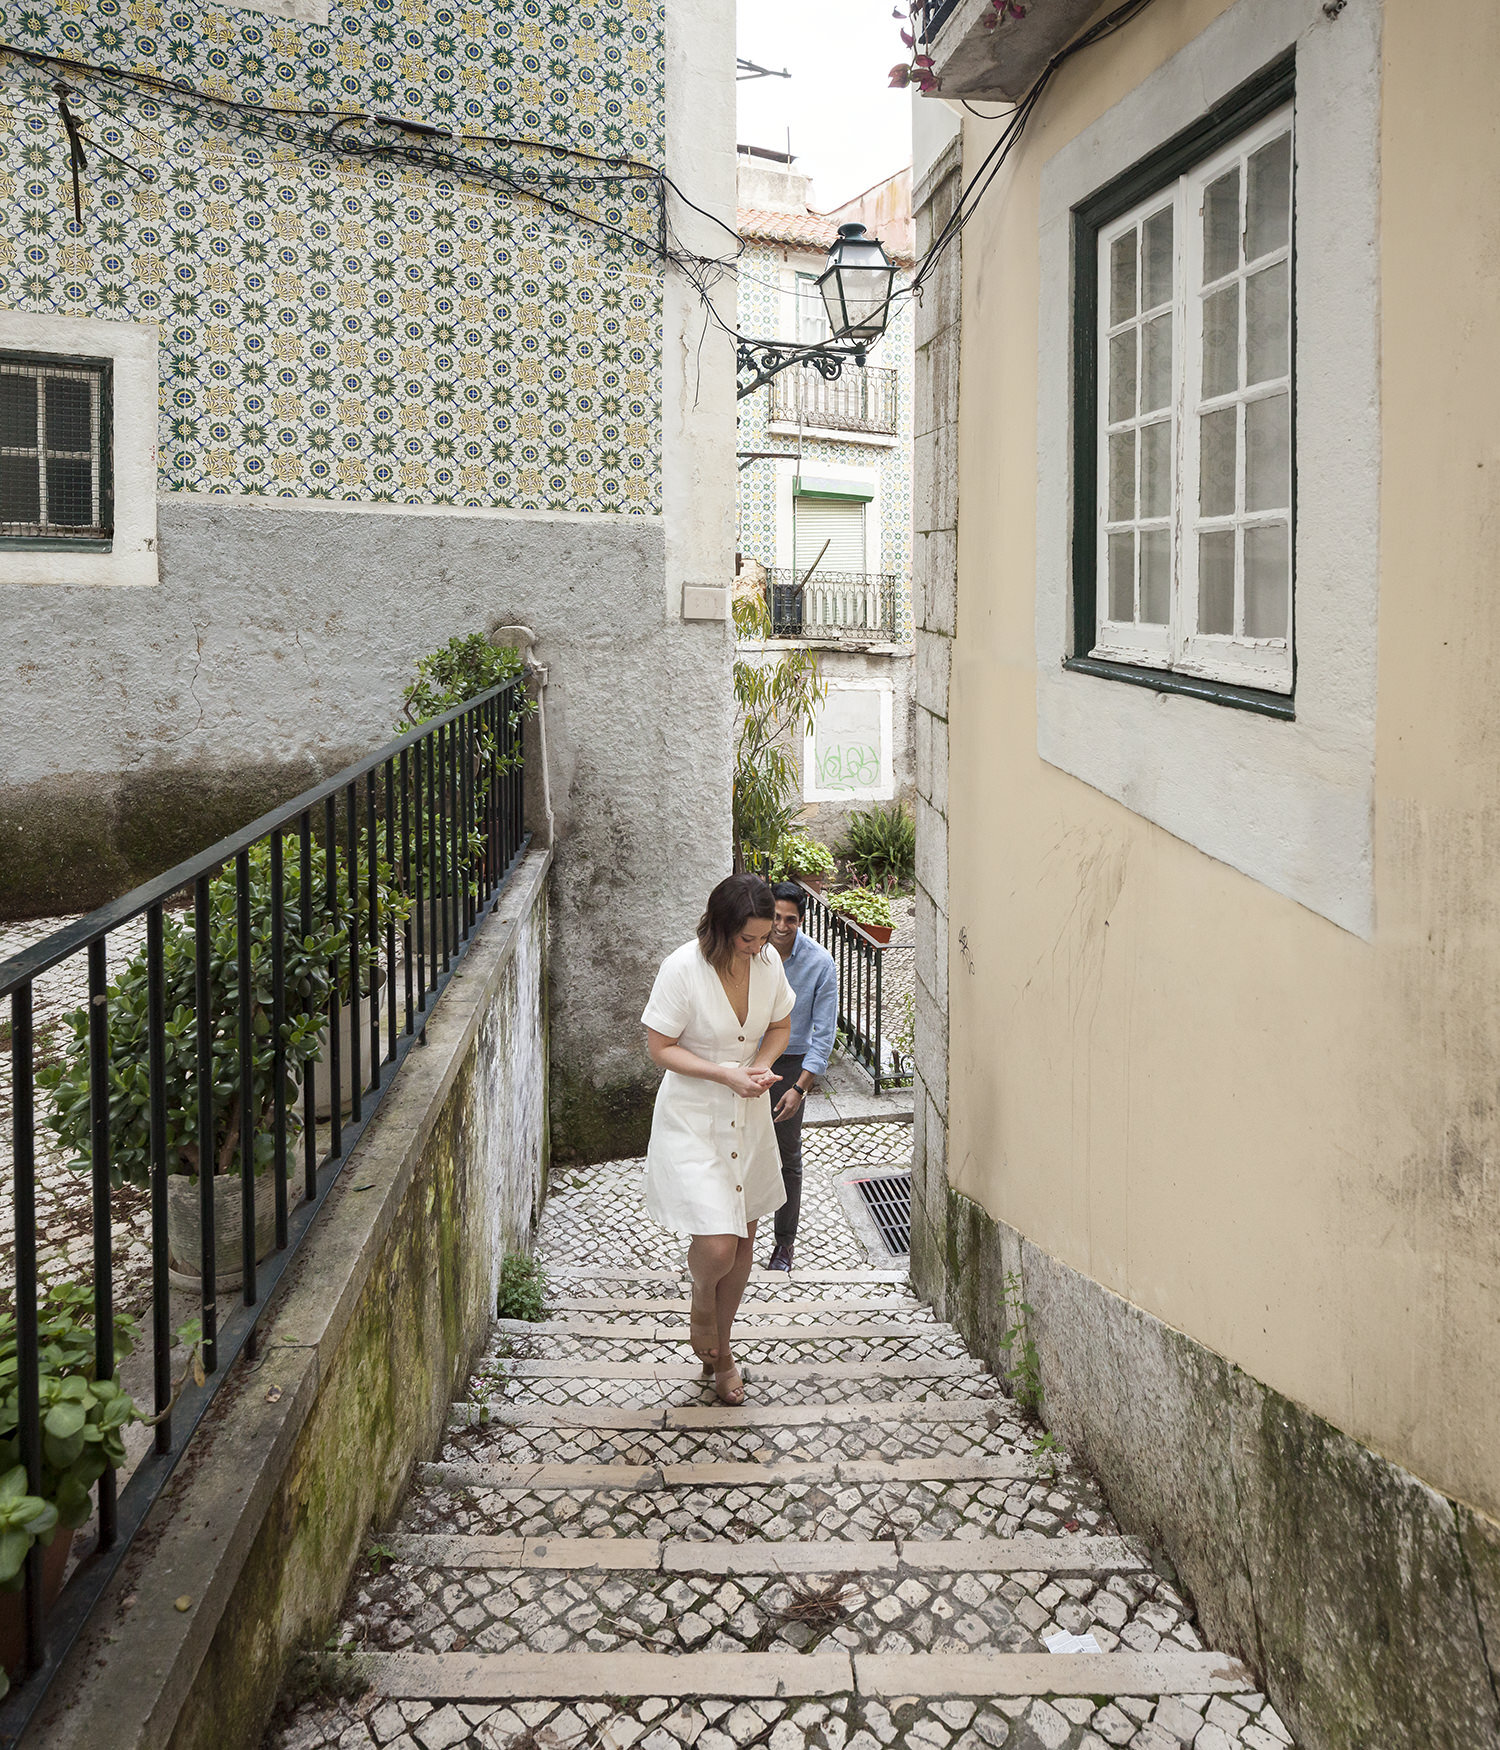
[
  {"x1": 166, "y1": 1171, "x2": 302, "y2": 1292},
  {"x1": 859, "y1": 923, "x2": 894, "y2": 946},
  {"x1": 795, "y1": 874, "x2": 826, "y2": 893},
  {"x1": 0, "y1": 1529, "x2": 74, "y2": 1678}
]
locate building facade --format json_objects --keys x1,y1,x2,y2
[
  {"x1": 0, "y1": 0, "x2": 738, "y2": 1159},
  {"x1": 909, "y1": 0, "x2": 1500, "y2": 1744},
  {"x1": 734, "y1": 150, "x2": 915, "y2": 844}
]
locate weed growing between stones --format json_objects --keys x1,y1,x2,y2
[
  {"x1": 1000, "y1": 1270, "x2": 1064, "y2": 1474},
  {"x1": 496, "y1": 1252, "x2": 548, "y2": 1321},
  {"x1": 279, "y1": 1641, "x2": 370, "y2": 1715}
]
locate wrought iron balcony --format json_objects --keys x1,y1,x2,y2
[
  {"x1": 769, "y1": 365, "x2": 898, "y2": 436},
  {"x1": 765, "y1": 569, "x2": 904, "y2": 642}
]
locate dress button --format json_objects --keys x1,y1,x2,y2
[
  {"x1": 738, "y1": 1035, "x2": 745, "y2": 1042},
  {"x1": 735, "y1": 1185, "x2": 742, "y2": 1193},
  {"x1": 731, "y1": 1151, "x2": 738, "y2": 1159}
]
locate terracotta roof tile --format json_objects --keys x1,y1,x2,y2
[{"x1": 737, "y1": 207, "x2": 915, "y2": 267}]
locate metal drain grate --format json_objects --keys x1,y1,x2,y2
[{"x1": 852, "y1": 1172, "x2": 912, "y2": 1256}]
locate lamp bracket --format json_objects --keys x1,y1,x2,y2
[{"x1": 735, "y1": 338, "x2": 868, "y2": 401}]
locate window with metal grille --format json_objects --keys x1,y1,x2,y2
[{"x1": 0, "y1": 353, "x2": 112, "y2": 544}]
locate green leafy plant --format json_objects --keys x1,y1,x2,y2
[
  {"x1": 396, "y1": 633, "x2": 533, "y2": 896},
  {"x1": 38, "y1": 838, "x2": 405, "y2": 1187},
  {"x1": 0, "y1": 1286, "x2": 143, "y2": 1585},
  {"x1": 1000, "y1": 1271, "x2": 1044, "y2": 1416},
  {"x1": 841, "y1": 800, "x2": 916, "y2": 891},
  {"x1": 768, "y1": 831, "x2": 835, "y2": 883},
  {"x1": 495, "y1": 1252, "x2": 547, "y2": 1323},
  {"x1": 396, "y1": 632, "x2": 528, "y2": 731},
  {"x1": 732, "y1": 594, "x2": 827, "y2": 872},
  {"x1": 826, "y1": 886, "x2": 894, "y2": 930}
]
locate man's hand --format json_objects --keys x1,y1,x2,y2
[{"x1": 773, "y1": 1085, "x2": 805, "y2": 1123}]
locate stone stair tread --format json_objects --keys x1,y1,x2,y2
[
  {"x1": 367, "y1": 1649, "x2": 855, "y2": 1700},
  {"x1": 853, "y1": 1649, "x2": 1254, "y2": 1697},
  {"x1": 448, "y1": 1397, "x2": 1020, "y2": 1431},
  {"x1": 382, "y1": 1532, "x2": 1148, "y2": 1574},
  {"x1": 418, "y1": 1453, "x2": 1037, "y2": 1490},
  {"x1": 365, "y1": 1647, "x2": 1251, "y2": 1702},
  {"x1": 497, "y1": 1358, "x2": 984, "y2": 1380}
]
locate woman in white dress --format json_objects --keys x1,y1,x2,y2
[{"x1": 642, "y1": 874, "x2": 796, "y2": 1405}]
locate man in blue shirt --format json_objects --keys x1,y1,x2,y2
[{"x1": 764, "y1": 881, "x2": 839, "y2": 1271}]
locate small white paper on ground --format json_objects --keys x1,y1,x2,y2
[{"x1": 1043, "y1": 1631, "x2": 1102, "y2": 1655}]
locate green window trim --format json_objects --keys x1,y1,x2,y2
[
  {"x1": 1068, "y1": 52, "x2": 1296, "y2": 721},
  {"x1": 794, "y1": 476, "x2": 874, "y2": 503}
]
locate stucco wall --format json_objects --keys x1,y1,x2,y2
[{"x1": 931, "y1": 0, "x2": 1500, "y2": 1541}]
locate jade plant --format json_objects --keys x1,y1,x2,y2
[
  {"x1": 827, "y1": 886, "x2": 895, "y2": 931},
  {"x1": 769, "y1": 831, "x2": 836, "y2": 883},
  {"x1": 39, "y1": 836, "x2": 404, "y2": 1185},
  {"x1": 395, "y1": 633, "x2": 533, "y2": 896}
]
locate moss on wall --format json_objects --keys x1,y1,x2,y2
[
  {"x1": 549, "y1": 1062, "x2": 654, "y2": 1166},
  {"x1": 919, "y1": 1183, "x2": 1500, "y2": 1750},
  {"x1": 0, "y1": 760, "x2": 345, "y2": 920}
]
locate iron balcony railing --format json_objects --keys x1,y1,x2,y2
[
  {"x1": 797, "y1": 886, "x2": 913, "y2": 1096},
  {"x1": 766, "y1": 569, "x2": 904, "y2": 643},
  {"x1": 0, "y1": 680, "x2": 526, "y2": 1741},
  {"x1": 769, "y1": 365, "x2": 898, "y2": 436},
  {"x1": 923, "y1": 0, "x2": 960, "y2": 35}
]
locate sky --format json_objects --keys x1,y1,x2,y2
[{"x1": 736, "y1": 0, "x2": 915, "y2": 211}]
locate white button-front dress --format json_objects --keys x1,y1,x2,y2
[{"x1": 641, "y1": 940, "x2": 797, "y2": 1238}]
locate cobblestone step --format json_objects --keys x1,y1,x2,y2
[
  {"x1": 547, "y1": 1298, "x2": 932, "y2": 1316},
  {"x1": 448, "y1": 1397, "x2": 1025, "y2": 1431},
  {"x1": 497, "y1": 1359, "x2": 986, "y2": 1381},
  {"x1": 496, "y1": 1320, "x2": 945, "y2": 1341},
  {"x1": 542, "y1": 1267, "x2": 910, "y2": 1285},
  {"x1": 384, "y1": 1534, "x2": 1149, "y2": 1576},
  {"x1": 419, "y1": 1454, "x2": 1038, "y2": 1491},
  {"x1": 363, "y1": 1647, "x2": 1254, "y2": 1703},
  {"x1": 269, "y1": 1133, "x2": 1297, "y2": 1750}
]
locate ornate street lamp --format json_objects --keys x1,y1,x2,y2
[{"x1": 736, "y1": 221, "x2": 897, "y2": 400}]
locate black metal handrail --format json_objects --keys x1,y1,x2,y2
[
  {"x1": 765, "y1": 569, "x2": 903, "y2": 643},
  {"x1": 0, "y1": 679, "x2": 527, "y2": 1742},
  {"x1": 796, "y1": 886, "x2": 913, "y2": 1095}
]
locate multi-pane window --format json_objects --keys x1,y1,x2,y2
[
  {"x1": 1092, "y1": 107, "x2": 1293, "y2": 694},
  {"x1": 0, "y1": 354, "x2": 112, "y2": 542},
  {"x1": 796, "y1": 271, "x2": 830, "y2": 346}
]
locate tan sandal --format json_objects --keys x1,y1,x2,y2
[{"x1": 713, "y1": 1359, "x2": 745, "y2": 1406}]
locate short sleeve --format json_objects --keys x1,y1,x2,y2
[
  {"x1": 642, "y1": 950, "x2": 694, "y2": 1036},
  {"x1": 769, "y1": 956, "x2": 796, "y2": 1025}
]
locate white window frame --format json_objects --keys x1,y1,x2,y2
[
  {"x1": 0, "y1": 312, "x2": 158, "y2": 589},
  {"x1": 802, "y1": 679, "x2": 896, "y2": 803},
  {"x1": 1091, "y1": 103, "x2": 1294, "y2": 695}
]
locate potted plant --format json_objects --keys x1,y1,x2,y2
[
  {"x1": 0, "y1": 1284, "x2": 143, "y2": 1687},
  {"x1": 769, "y1": 831, "x2": 836, "y2": 892},
  {"x1": 38, "y1": 838, "x2": 402, "y2": 1291},
  {"x1": 827, "y1": 885, "x2": 896, "y2": 945},
  {"x1": 840, "y1": 801, "x2": 916, "y2": 892}
]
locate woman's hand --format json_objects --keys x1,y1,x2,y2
[{"x1": 721, "y1": 1065, "x2": 775, "y2": 1098}]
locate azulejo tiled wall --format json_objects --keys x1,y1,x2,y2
[
  {"x1": 736, "y1": 234, "x2": 914, "y2": 627},
  {"x1": 0, "y1": 0, "x2": 664, "y2": 512}
]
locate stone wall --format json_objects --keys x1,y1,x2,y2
[
  {"x1": 916, "y1": 1184, "x2": 1500, "y2": 1750},
  {"x1": 31, "y1": 849, "x2": 549, "y2": 1750},
  {"x1": 908, "y1": 129, "x2": 961, "y2": 1299}
]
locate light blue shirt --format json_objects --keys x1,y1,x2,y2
[{"x1": 780, "y1": 928, "x2": 838, "y2": 1078}]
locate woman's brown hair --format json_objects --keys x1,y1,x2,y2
[{"x1": 697, "y1": 874, "x2": 775, "y2": 974}]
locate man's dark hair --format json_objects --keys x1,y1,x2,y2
[{"x1": 771, "y1": 881, "x2": 807, "y2": 918}]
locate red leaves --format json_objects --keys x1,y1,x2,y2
[{"x1": 891, "y1": 0, "x2": 943, "y2": 94}]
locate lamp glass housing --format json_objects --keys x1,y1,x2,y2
[{"x1": 817, "y1": 222, "x2": 896, "y2": 344}]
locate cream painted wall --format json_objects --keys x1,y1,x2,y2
[{"x1": 945, "y1": 0, "x2": 1500, "y2": 1519}]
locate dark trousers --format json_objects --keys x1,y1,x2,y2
[{"x1": 771, "y1": 1052, "x2": 805, "y2": 1248}]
